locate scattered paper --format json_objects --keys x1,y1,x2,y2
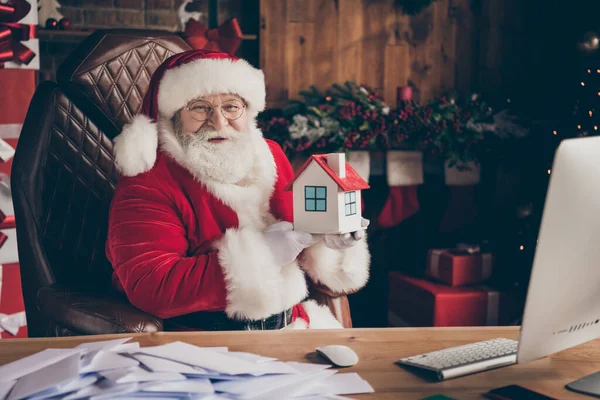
[
  {"x1": 7, "y1": 353, "x2": 81, "y2": 400},
  {"x1": 285, "y1": 362, "x2": 333, "y2": 373},
  {"x1": 0, "y1": 348, "x2": 82, "y2": 382},
  {"x1": 81, "y1": 351, "x2": 140, "y2": 374},
  {"x1": 110, "y1": 342, "x2": 141, "y2": 353},
  {"x1": 0, "y1": 338, "x2": 373, "y2": 400},
  {"x1": 134, "y1": 342, "x2": 261, "y2": 375},
  {"x1": 133, "y1": 354, "x2": 208, "y2": 374},
  {"x1": 0, "y1": 382, "x2": 15, "y2": 400},
  {"x1": 226, "y1": 352, "x2": 278, "y2": 364},
  {"x1": 75, "y1": 337, "x2": 133, "y2": 353},
  {"x1": 144, "y1": 378, "x2": 214, "y2": 394},
  {"x1": 63, "y1": 380, "x2": 155, "y2": 400},
  {"x1": 299, "y1": 373, "x2": 375, "y2": 397},
  {"x1": 100, "y1": 367, "x2": 187, "y2": 383},
  {"x1": 26, "y1": 376, "x2": 98, "y2": 400}
]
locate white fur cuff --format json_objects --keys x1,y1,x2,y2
[
  {"x1": 347, "y1": 151, "x2": 370, "y2": 181},
  {"x1": 302, "y1": 300, "x2": 343, "y2": 329},
  {"x1": 216, "y1": 227, "x2": 307, "y2": 321},
  {"x1": 444, "y1": 160, "x2": 481, "y2": 185},
  {"x1": 386, "y1": 150, "x2": 424, "y2": 186},
  {"x1": 113, "y1": 115, "x2": 158, "y2": 177},
  {"x1": 299, "y1": 235, "x2": 370, "y2": 294}
]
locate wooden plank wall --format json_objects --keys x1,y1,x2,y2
[{"x1": 259, "y1": 0, "x2": 526, "y2": 108}]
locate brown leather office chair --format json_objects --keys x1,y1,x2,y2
[
  {"x1": 12, "y1": 29, "x2": 354, "y2": 338},
  {"x1": 12, "y1": 30, "x2": 191, "y2": 337}
]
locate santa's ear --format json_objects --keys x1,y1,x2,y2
[{"x1": 113, "y1": 115, "x2": 158, "y2": 177}]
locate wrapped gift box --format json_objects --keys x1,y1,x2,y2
[
  {"x1": 425, "y1": 247, "x2": 493, "y2": 287},
  {"x1": 1, "y1": 0, "x2": 40, "y2": 71},
  {"x1": 0, "y1": 68, "x2": 37, "y2": 176},
  {"x1": 388, "y1": 272, "x2": 518, "y2": 327},
  {"x1": 0, "y1": 263, "x2": 28, "y2": 338}
]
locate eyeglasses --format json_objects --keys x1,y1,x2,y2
[{"x1": 184, "y1": 99, "x2": 246, "y2": 122}]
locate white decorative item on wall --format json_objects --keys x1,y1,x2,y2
[
  {"x1": 37, "y1": 0, "x2": 63, "y2": 26},
  {"x1": 285, "y1": 153, "x2": 370, "y2": 234},
  {"x1": 178, "y1": 0, "x2": 206, "y2": 31},
  {"x1": 0, "y1": 174, "x2": 18, "y2": 264}
]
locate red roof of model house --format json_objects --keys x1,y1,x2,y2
[{"x1": 285, "y1": 154, "x2": 370, "y2": 191}]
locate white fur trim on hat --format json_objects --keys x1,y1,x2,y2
[
  {"x1": 386, "y1": 150, "x2": 424, "y2": 186},
  {"x1": 299, "y1": 234, "x2": 370, "y2": 294},
  {"x1": 113, "y1": 115, "x2": 158, "y2": 176},
  {"x1": 157, "y1": 57, "x2": 266, "y2": 119},
  {"x1": 215, "y1": 227, "x2": 308, "y2": 321}
]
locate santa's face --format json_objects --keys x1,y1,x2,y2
[{"x1": 172, "y1": 93, "x2": 257, "y2": 184}]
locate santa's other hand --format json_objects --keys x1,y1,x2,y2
[
  {"x1": 319, "y1": 218, "x2": 369, "y2": 250},
  {"x1": 262, "y1": 223, "x2": 314, "y2": 266}
]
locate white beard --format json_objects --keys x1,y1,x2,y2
[{"x1": 177, "y1": 126, "x2": 257, "y2": 184}]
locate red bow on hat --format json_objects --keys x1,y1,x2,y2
[
  {"x1": 184, "y1": 18, "x2": 243, "y2": 56},
  {"x1": 0, "y1": 0, "x2": 37, "y2": 68}
]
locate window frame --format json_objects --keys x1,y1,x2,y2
[
  {"x1": 344, "y1": 191, "x2": 357, "y2": 216},
  {"x1": 305, "y1": 185, "x2": 327, "y2": 212}
]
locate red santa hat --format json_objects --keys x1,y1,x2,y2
[
  {"x1": 143, "y1": 49, "x2": 265, "y2": 120},
  {"x1": 113, "y1": 49, "x2": 266, "y2": 176}
]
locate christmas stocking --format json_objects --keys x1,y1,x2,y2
[
  {"x1": 347, "y1": 151, "x2": 370, "y2": 212},
  {"x1": 377, "y1": 150, "x2": 423, "y2": 228},
  {"x1": 438, "y1": 161, "x2": 480, "y2": 233}
]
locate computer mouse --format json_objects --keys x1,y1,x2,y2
[{"x1": 315, "y1": 345, "x2": 359, "y2": 367}]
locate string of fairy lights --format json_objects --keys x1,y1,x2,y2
[{"x1": 526, "y1": 64, "x2": 600, "y2": 255}]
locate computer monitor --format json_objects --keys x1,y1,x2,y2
[{"x1": 517, "y1": 135, "x2": 600, "y2": 368}]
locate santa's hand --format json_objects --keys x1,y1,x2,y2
[
  {"x1": 319, "y1": 218, "x2": 370, "y2": 250},
  {"x1": 262, "y1": 221, "x2": 315, "y2": 266}
]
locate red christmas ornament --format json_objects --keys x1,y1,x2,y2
[
  {"x1": 45, "y1": 18, "x2": 58, "y2": 29},
  {"x1": 59, "y1": 18, "x2": 71, "y2": 29}
]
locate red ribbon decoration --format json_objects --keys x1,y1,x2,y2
[
  {"x1": 0, "y1": 0, "x2": 37, "y2": 68},
  {"x1": 184, "y1": 18, "x2": 243, "y2": 56}
]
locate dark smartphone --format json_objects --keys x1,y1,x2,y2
[{"x1": 485, "y1": 385, "x2": 557, "y2": 400}]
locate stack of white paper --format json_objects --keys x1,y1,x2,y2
[{"x1": 0, "y1": 338, "x2": 374, "y2": 400}]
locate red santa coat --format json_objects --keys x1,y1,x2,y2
[{"x1": 106, "y1": 116, "x2": 370, "y2": 328}]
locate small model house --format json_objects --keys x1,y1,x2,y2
[{"x1": 285, "y1": 153, "x2": 370, "y2": 234}]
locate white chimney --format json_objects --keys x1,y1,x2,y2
[{"x1": 327, "y1": 153, "x2": 346, "y2": 178}]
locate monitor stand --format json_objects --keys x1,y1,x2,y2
[{"x1": 566, "y1": 370, "x2": 600, "y2": 398}]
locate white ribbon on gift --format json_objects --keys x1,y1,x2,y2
[
  {"x1": 427, "y1": 249, "x2": 492, "y2": 282},
  {"x1": 481, "y1": 287, "x2": 500, "y2": 326},
  {"x1": 0, "y1": 123, "x2": 23, "y2": 139},
  {"x1": 0, "y1": 311, "x2": 27, "y2": 336},
  {"x1": 427, "y1": 249, "x2": 447, "y2": 278}
]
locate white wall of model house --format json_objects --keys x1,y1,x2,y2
[{"x1": 292, "y1": 154, "x2": 363, "y2": 234}]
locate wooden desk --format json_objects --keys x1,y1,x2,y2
[{"x1": 1, "y1": 327, "x2": 598, "y2": 399}]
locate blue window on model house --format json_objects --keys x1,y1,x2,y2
[
  {"x1": 305, "y1": 186, "x2": 327, "y2": 212},
  {"x1": 345, "y1": 191, "x2": 357, "y2": 216}
]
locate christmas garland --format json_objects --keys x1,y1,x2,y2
[{"x1": 257, "y1": 81, "x2": 529, "y2": 169}]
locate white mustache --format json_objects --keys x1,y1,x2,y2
[{"x1": 193, "y1": 127, "x2": 239, "y2": 142}]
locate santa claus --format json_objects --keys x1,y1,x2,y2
[{"x1": 106, "y1": 49, "x2": 371, "y2": 330}]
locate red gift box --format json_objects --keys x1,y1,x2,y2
[
  {"x1": 0, "y1": 263, "x2": 28, "y2": 338},
  {"x1": 388, "y1": 272, "x2": 518, "y2": 327},
  {"x1": 0, "y1": 69, "x2": 37, "y2": 175},
  {"x1": 425, "y1": 247, "x2": 493, "y2": 287}
]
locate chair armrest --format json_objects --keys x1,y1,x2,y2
[
  {"x1": 37, "y1": 284, "x2": 163, "y2": 335},
  {"x1": 309, "y1": 281, "x2": 359, "y2": 298}
]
